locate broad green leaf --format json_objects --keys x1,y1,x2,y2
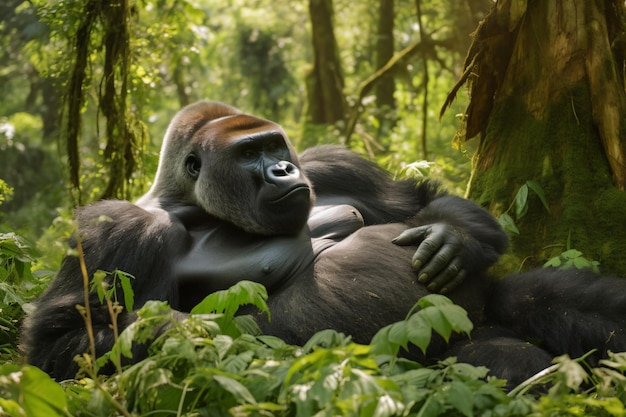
[
  {"x1": 438, "y1": 305, "x2": 473, "y2": 335},
  {"x1": 417, "y1": 394, "x2": 444, "y2": 417},
  {"x1": 447, "y1": 381, "x2": 475, "y2": 417},
  {"x1": 213, "y1": 374, "x2": 258, "y2": 405},
  {"x1": 422, "y1": 307, "x2": 453, "y2": 342},
  {"x1": 514, "y1": 183, "x2": 529, "y2": 219},
  {"x1": 213, "y1": 334, "x2": 234, "y2": 359},
  {"x1": 233, "y1": 314, "x2": 262, "y2": 335},
  {"x1": 406, "y1": 314, "x2": 433, "y2": 354},
  {"x1": 390, "y1": 368, "x2": 433, "y2": 388},
  {"x1": 387, "y1": 320, "x2": 409, "y2": 349},
  {"x1": 371, "y1": 325, "x2": 396, "y2": 355},
  {"x1": 573, "y1": 257, "x2": 592, "y2": 270},
  {"x1": 116, "y1": 270, "x2": 135, "y2": 312},
  {"x1": 498, "y1": 213, "x2": 519, "y2": 235},
  {"x1": 303, "y1": 329, "x2": 350, "y2": 352},
  {"x1": 222, "y1": 350, "x2": 255, "y2": 374},
  {"x1": 527, "y1": 180, "x2": 551, "y2": 213},
  {"x1": 257, "y1": 334, "x2": 290, "y2": 349},
  {"x1": 191, "y1": 280, "x2": 270, "y2": 321},
  {"x1": 0, "y1": 364, "x2": 68, "y2": 417},
  {"x1": 544, "y1": 257, "x2": 562, "y2": 268},
  {"x1": 561, "y1": 249, "x2": 583, "y2": 259},
  {"x1": 416, "y1": 293, "x2": 454, "y2": 308}
]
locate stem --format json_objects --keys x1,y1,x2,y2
[
  {"x1": 415, "y1": 0, "x2": 429, "y2": 160},
  {"x1": 105, "y1": 300, "x2": 122, "y2": 374},
  {"x1": 76, "y1": 237, "x2": 97, "y2": 366}
]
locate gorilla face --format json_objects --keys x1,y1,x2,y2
[{"x1": 171, "y1": 102, "x2": 314, "y2": 235}]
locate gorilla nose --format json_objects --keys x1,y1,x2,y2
[{"x1": 267, "y1": 161, "x2": 300, "y2": 181}]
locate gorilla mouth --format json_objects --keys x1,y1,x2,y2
[{"x1": 271, "y1": 185, "x2": 310, "y2": 203}]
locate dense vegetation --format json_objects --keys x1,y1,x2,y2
[{"x1": 2, "y1": 0, "x2": 626, "y2": 415}]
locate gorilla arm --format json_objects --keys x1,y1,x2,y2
[
  {"x1": 394, "y1": 196, "x2": 509, "y2": 293},
  {"x1": 21, "y1": 200, "x2": 188, "y2": 380},
  {"x1": 299, "y1": 145, "x2": 509, "y2": 294}
]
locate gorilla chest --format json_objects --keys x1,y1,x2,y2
[{"x1": 175, "y1": 223, "x2": 315, "y2": 311}]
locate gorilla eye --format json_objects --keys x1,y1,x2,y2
[
  {"x1": 239, "y1": 146, "x2": 260, "y2": 162},
  {"x1": 185, "y1": 154, "x2": 201, "y2": 179}
]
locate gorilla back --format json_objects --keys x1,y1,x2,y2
[{"x1": 21, "y1": 101, "x2": 626, "y2": 388}]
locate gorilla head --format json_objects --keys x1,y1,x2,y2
[{"x1": 139, "y1": 101, "x2": 314, "y2": 235}]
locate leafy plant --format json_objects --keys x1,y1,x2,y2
[
  {"x1": 4, "y1": 276, "x2": 626, "y2": 416},
  {"x1": 0, "y1": 178, "x2": 13, "y2": 208},
  {"x1": 191, "y1": 279, "x2": 270, "y2": 338},
  {"x1": 544, "y1": 233, "x2": 601, "y2": 274},
  {"x1": 498, "y1": 180, "x2": 551, "y2": 235},
  {"x1": 0, "y1": 232, "x2": 48, "y2": 360},
  {"x1": 370, "y1": 294, "x2": 473, "y2": 359}
]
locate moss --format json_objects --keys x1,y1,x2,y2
[{"x1": 468, "y1": 83, "x2": 626, "y2": 275}]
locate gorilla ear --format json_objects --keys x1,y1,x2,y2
[{"x1": 185, "y1": 154, "x2": 201, "y2": 180}]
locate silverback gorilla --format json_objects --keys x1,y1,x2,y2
[{"x1": 22, "y1": 101, "x2": 626, "y2": 386}]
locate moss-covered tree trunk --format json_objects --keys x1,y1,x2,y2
[
  {"x1": 447, "y1": 0, "x2": 626, "y2": 274},
  {"x1": 305, "y1": 0, "x2": 346, "y2": 125}
]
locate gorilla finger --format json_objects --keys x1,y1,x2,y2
[
  {"x1": 414, "y1": 241, "x2": 458, "y2": 277},
  {"x1": 440, "y1": 269, "x2": 467, "y2": 294},
  {"x1": 427, "y1": 265, "x2": 467, "y2": 294},
  {"x1": 392, "y1": 225, "x2": 431, "y2": 246},
  {"x1": 425, "y1": 260, "x2": 463, "y2": 292}
]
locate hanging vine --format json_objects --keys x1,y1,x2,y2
[{"x1": 61, "y1": 0, "x2": 144, "y2": 204}]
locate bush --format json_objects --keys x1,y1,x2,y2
[{"x1": 1, "y1": 238, "x2": 626, "y2": 416}]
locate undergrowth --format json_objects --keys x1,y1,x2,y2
[{"x1": 2, "y1": 233, "x2": 626, "y2": 416}]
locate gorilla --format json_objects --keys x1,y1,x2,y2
[{"x1": 22, "y1": 101, "x2": 626, "y2": 386}]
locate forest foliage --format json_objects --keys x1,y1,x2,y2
[{"x1": 2, "y1": 0, "x2": 626, "y2": 415}]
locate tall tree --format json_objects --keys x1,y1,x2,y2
[
  {"x1": 375, "y1": 0, "x2": 395, "y2": 110},
  {"x1": 444, "y1": 0, "x2": 626, "y2": 274},
  {"x1": 305, "y1": 0, "x2": 346, "y2": 125}
]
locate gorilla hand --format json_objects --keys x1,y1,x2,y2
[{"x1": 392, "y1": 223, "x2": 468, "y2": 294}]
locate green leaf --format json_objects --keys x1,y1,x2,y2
[
  {"x1": 0, "y1": 364, "x2": 69, "y2": 417},
  {"x1": 497, "y1": 213, "x2": 519, "y2": 235},
  {"x1": 405, "y1": 317, "x2": 433, "y2": 354},
  {"x1": 303, "y1": 329, "x2": 351, "y2": 352},
  {"x1": 416, "y1": 293, "x2": 453, "y2": 308},
  {"x1": 447, "y1": 381, "x2": 475, "y2": 417},
  {"x1": 544, "y1": 257, "x2": 562, "y2": 268},
  {"x1": 233, "y1": 314, "x2": 262, "y2": 335},
  {"x1": 438, "y1": 305, "x2": 473, "y2": 336},
  {"x1": 213, "y1": 335, "x2": 234, "y2": 359},
  {"x1": 115, "y1": 270, "x2": 135, "y2": 312},
  {"x1": 422, "y1": 307, "x2": 453, "y2": 342},
  {"x1": 417, "y1": 394, "x2": 444, "y2": 417},
  {"x1": 527, "y1": 180, "x2": 551, "y2": 213},
  {"x1": 561, "y1": 249, "x2": 583, "y2": 259},
  {"x1": 573, "y1": 257, "x2": 592, "y2": 270},
  {"x1": 514, "y1": 183, "x2": 529, "y2": 219},
  {"x1": 371, "y1": 325, "x2": 396, "y2": 356},
  {"x1": 91, "y1": 270, "x2": 108, "y2": 303},
  {"x1": 213, "y1": 374, "x2": 258, "y2": 405},
  {"x1": 191, "y1": 280, "x2": 269, "y2": 319},
  {"x1": 387, "y1": 320, "x2": 409, "y2": 349}
]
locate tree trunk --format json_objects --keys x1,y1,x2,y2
[
  {"x1": 305, "y1": 0, "x2": 346, "y2": 125},
  {"x1": 375, "y1": 0, "x2": 396, "y2": 141},
  {"x1": 375, "y1": 0, "x2": 395, "y2": 110},
  {"x1": 447, "y1": 0, "x2": 626, "y2": 275}
]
